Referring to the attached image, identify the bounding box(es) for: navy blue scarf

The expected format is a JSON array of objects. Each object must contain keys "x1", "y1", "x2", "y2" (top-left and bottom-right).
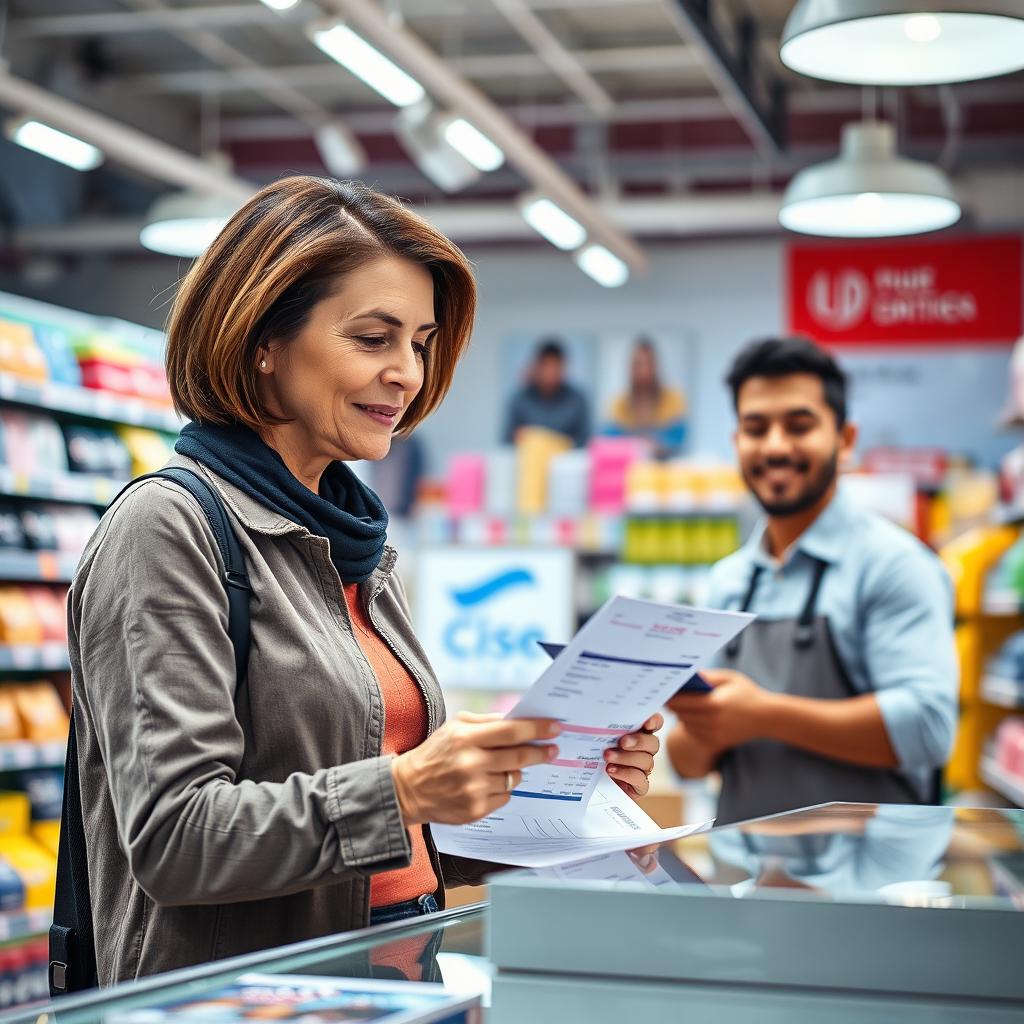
[{"x1": 175, "y1": 422, "x2": 388, "y2": 584}]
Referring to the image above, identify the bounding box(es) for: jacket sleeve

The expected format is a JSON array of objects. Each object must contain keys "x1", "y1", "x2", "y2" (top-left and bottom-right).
[{"x1": 72, "y1": 480, "x2": 412, "y2": 908}]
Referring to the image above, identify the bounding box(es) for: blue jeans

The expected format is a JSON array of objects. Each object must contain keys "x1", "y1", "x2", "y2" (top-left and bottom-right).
[{"x1": 369, "y1": 892, "x2": 439, "y2": 926}]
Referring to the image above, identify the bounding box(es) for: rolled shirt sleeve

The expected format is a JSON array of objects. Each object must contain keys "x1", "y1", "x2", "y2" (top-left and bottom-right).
[{"x1": 860, "y1": 546, "x2": 959, "y2": 772}]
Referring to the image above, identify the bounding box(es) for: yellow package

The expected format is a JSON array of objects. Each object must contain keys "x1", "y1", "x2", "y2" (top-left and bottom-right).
[
  {"x1": 13, "y1": 681, "x2": 69, "y2": 743},
  {"x1": 0, "y1": 587, "x2": 44, "y2": 646},
  {"x1": 0, "y1": 688, "x2": 22, "y2": 742},
  {"x1": 0, "y1": 792, "x2": 30, "y2": 836},
  {"x1": 0, "y1": 835, "x2": 56, "y2": 909},
  {"x1": 31, "y1": 821, "x2": 60, "y2": 858},
  {"x1": 117, "y1": 426, "x2": 176, "y2": 477}
]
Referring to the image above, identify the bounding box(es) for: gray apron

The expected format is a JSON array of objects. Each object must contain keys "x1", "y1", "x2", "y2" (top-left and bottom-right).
[{"x1": 715, "y1": 557, "x2": 921, "y2": 826}]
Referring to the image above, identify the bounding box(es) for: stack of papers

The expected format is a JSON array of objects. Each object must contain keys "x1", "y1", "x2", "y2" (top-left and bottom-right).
[{"x1": 433, "y1": 596, "x2": 752, "y2": 867}]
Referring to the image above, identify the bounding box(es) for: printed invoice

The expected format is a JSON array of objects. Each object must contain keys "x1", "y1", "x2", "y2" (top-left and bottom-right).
[{"x1": 431, "y1": 595, "x2": 753, "y2": 867}]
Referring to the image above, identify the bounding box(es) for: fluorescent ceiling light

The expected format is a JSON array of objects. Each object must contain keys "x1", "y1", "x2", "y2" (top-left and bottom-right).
[
  {"x1": 394, "y1": 103, "x2": 481, "y2": 193},
  {"x1": 574, "y1": 244, "x2": 629, "y2": 288},
  {"x1": 441, "y1": 118, "x2": 504, "y2": 172},
  {"x1": 520, "y1": 196, "x2": 587, "y2": 250},
  {"x1": 310, "y1": 23, "x2": 425, "y2": 107},
  {"x1": 8, "y1": 119, "x2": 102, "y2": 171},
  {"x1": 140, "y1": 190, "x2": 240, "y2": 257},
  {"x1": 780, "y1": 1, "x2": 1024, "y2": 85},
  {"x1": 257, "y1": 0, "x2": 301, "y2": 10},
  {"x1": 313, "y1": 121, "x2": 366, "y2": 177},
  {"x1": 779, "y1": 121, "x2": 960, "y2": 238}
]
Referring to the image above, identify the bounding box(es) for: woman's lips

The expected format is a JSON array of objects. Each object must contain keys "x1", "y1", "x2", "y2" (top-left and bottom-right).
[{"x1": 356, "y1": 403, "x2": 400, "y2": 426}]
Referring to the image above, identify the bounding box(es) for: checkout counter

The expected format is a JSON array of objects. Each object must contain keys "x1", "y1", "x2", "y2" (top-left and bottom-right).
[{"x1": 7, "y1": 803, "x2": 1024, "y2": 1024}]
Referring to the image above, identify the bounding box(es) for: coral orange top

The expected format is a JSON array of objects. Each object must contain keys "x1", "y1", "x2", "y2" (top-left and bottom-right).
[{"x1": 343, "y1": 584, "x2": 440, "y2": 908}]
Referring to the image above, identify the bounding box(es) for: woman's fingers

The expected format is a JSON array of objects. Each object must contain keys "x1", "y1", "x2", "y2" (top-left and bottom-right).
[
  {"x1": 485, "y1": 744, "x2": 560, "y2": 772},
  {"x1": 456, "y1": 713, "x2": 561, "y2": 747},
  {"x1": 608, "y1": 766, "x2": 650, "y2": 796},
  {"x1": 604, "y1": 749, "x2": 652, "y2": 772},
  {"x1": 641, "y1": 712, "x2": 665, "y2": 733},
  {"x1": 485, "y1": 769, "x2": 523, "y2": 796},
  {"x1": 619, "y1": 730, "x2": 659, "y2": 754}
]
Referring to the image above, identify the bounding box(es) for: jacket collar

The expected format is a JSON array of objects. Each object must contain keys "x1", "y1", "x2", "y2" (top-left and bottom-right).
[{"x1": 166, "y1": 453, "x2": 398, "y2": 583}]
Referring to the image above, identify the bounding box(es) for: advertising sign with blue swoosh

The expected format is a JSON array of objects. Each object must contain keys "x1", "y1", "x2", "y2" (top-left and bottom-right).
[{"x1": 414, "y1": 547, "x2": 575, "y2": 690}]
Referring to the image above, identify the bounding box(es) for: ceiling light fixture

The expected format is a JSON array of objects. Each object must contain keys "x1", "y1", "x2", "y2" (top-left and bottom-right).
[
  {"x1": 394, "y1": 103, "x2": 481, "y2": 193},
  {"x1": 519, "y1": 195, "x2": 587, "y2": 250},
  {"x1": 313, "y1": 121, "x2": 366, "y2": 178},
  {"x1": 575, "y1": 244, "x2": 630, "y2": 288},
  {"x1": 310, "y1": 22, "x2": 425, "y2": 107},
  {"x1": 780, "y1": 1, "x2": 1024, "y2": 85},
  {"x1": 139, "y1": 190, "x2": 241, "y2": 257},
  {"x1": 441, "y1": 117, "x2": 505, "y2": 173},
  {"x1": 8, "y1": 118, "x2": 103, "y2": 171},
  {"x1": 779, "y1": 121, "x2": 960, "y2": 237},
  {"x1": 257, "y1": 0, "x2": 301, "y2": 11}
]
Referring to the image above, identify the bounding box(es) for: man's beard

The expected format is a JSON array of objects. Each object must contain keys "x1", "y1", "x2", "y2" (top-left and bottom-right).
[{"x1": 743, "y1": 449, "x2": 839, "y2": 518}]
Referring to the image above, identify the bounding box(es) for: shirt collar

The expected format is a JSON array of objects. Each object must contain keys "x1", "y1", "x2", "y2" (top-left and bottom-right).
[{"x1": 745, "y1": 488, "x2": 854, "y2": 569}]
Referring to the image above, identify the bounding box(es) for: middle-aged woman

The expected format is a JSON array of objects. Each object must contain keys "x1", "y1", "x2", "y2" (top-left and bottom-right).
[{"x1": 68, "y1": 176, "x2": 663, "y2": 986}]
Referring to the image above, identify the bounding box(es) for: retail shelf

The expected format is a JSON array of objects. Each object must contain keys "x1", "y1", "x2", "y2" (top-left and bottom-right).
[
  {"x1": 0, "y1": 372, "x2": 181, "y2": 433},
  {"x1": 981, "y1": 755, "x2": 1024, "y2": 808},
  {"x1": 0, "y1": 908, "x2": 50, "y2": 945},
  {"x1": 0, "y1": 741, "x2": 66, "y2": 771},
  {"x1": 0, "y1": 644, "x2": 70, "y2": 672},
  {"x1": 0, "y1": 466, "x2": 126, "y2": 507},
  {"x1": 0, "y1": 550, "x2": 78, "y2": 583},
  {"x1": 980, "y1": 674, "x2": 1024, "y2": 710}
]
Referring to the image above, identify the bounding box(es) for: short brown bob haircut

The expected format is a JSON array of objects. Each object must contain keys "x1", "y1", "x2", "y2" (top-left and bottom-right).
[{"x1": 166, "y1": 176, "x2": 476, "y2": 435}]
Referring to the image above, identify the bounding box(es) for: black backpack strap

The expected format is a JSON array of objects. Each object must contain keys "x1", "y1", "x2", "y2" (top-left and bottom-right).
[
  {"x1": 50, "y1": 467, "x2": 251, "y2": 997},
  {"x1": 49, "y1": 704, "x2": 95, "y2": 995}
]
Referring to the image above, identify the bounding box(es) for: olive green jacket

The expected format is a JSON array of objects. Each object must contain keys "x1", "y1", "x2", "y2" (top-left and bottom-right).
[{"x1": 68, "y1": 455, "x2": 480, "y2": 985}]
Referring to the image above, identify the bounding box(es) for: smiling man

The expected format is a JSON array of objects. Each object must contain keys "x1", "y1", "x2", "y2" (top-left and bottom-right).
[{"x1": 667, "y1": 337, "x2": 957, "y2": 825}]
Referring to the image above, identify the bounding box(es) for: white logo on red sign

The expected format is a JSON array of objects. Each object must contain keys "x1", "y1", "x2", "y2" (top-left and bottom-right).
[{"x1": 807, "y1": 269, "x2": 870, "y2": 330}]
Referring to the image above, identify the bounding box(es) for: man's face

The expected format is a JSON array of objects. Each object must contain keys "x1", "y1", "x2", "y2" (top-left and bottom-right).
[
  {"x1": 535, "y1": 353, "x2": 565, "y2": 394},
  {"x1": 734, "y1": 373, "x2": 855, "y2": 517}
]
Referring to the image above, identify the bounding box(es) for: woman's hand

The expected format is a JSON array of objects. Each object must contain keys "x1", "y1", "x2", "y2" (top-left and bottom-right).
[
  {"x1": 392, "y1": 712, "x2": 561, "y2": 827},
  {"x1": 604, "y1": 713, "x2": 663, "y2": 799}
]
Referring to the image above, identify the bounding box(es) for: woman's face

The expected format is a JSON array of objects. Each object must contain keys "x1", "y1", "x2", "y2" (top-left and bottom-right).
[
  {"x1": 260, "y1": 255, "x2": 437, "y2": 465},
  {"x1": 631, "y1": 345, "x2": 657, "y2": 388}
]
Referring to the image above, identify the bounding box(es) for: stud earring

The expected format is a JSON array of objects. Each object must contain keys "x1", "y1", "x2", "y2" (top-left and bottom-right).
[{"x1": 260, "y1": 359, "x2": 267, "y2": 370}]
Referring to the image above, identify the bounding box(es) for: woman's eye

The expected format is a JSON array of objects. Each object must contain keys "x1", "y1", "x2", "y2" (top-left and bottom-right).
[
  {"x1": 355, "y1": 335, "x2": 388, "y2": 346},
  {"x1": 413, "y1": 343, "x2": 430, "y2": 359}
]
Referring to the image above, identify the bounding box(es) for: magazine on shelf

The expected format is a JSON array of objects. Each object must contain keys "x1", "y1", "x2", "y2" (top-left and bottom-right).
[{"x1": 105, "y1": 973, "x2": 481, "y2": 1024}]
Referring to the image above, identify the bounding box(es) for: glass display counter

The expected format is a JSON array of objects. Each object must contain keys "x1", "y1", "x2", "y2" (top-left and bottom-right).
[
  {"x1": 5, "y1": 803, "x2": 1023, "y2": 1024},
  {"x1": 490, "y1": 802, "x2": 1024, "y2": 1023}
]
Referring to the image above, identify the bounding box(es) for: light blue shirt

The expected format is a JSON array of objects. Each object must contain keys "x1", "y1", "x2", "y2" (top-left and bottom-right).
[{"x1": 707, "y1": 489, "x2": 958, "y2": 799}]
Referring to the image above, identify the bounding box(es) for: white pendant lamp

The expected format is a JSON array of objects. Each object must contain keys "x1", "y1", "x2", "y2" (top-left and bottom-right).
[
  {"x1": 779, "y1": 121, "x2": 960, "y2": 237},
  {"x1": 140, "y1": 190, "x2": 241, "y2": 257},
  {"x1": 781, "y1": 1, "x2": 1024, "y2": 85}
]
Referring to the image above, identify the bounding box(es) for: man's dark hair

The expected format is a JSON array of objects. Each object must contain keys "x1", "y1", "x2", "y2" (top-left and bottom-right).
[
  {"x1": 536, "y1": 338, "x2": 566, "y2": 361},
  {"x1": 725, "y1": 336, "x2": 848, "y2": 427}
]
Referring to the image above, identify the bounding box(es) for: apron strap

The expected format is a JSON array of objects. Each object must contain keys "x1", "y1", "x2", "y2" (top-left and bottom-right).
[
  {"x1": 725, "y1": 565, "x2": 764, "y2": 657},
  {"x1": 794, "y1": 557, "x2": 830, "y2": 648}
]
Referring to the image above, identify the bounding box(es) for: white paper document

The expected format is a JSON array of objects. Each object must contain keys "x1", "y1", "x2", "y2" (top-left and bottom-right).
[
  {"x1": 432, "y1": 596, "x2": 752, "y2": 867},
  {"x1": 432, "y1": 775, "x2": 712, "y2": 869}
]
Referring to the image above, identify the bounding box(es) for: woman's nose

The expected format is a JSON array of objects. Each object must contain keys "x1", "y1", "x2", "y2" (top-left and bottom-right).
[{"x1": 383, "y1": 344, "x2": 424, "y2": 391}]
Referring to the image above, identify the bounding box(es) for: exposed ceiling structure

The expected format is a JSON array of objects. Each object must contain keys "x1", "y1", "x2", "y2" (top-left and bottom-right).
[{"x1": 1, "y1": 0, "x2": 1023, "y2": 257}]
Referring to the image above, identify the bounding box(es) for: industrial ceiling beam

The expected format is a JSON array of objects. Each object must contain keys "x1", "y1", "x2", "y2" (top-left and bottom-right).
[
  {"x1": 0, "y1": 70, "x2": 254, "y2": 202},
  {"x1": 489, "y1": 0, "x2": 616, "y2": 117},
  {"x1": 111, "y1": 45, "x2": 707, "y2": 96},
  {"x1": 323, "y1": 0, "x2": 647, "y2": 272},
  {"x1": 9, "y1": 0, "x2": 659, "y2": 37},
  {"x1": 662, "y1": 0, "x2": 786, "y2": 156}
]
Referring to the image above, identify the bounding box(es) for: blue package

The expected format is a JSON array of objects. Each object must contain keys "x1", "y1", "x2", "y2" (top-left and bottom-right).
[
  {"x1": 32, "y1": 324, "x2": 82, "y2": 387},
  {"x1": 537, "y1": 641, "x2": 712, "y2": 693},
  {"x1": 0, "y1": 856, "x2": 25, "y2": 911}
]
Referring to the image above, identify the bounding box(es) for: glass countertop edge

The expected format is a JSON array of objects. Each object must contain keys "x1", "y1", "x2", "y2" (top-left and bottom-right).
[
  {"x1": 0, "y1": 903, "x2": 488, "y2": 1024},
  {"x1": 488, "y1": 872, "x2": 1022, "y2": 913}
]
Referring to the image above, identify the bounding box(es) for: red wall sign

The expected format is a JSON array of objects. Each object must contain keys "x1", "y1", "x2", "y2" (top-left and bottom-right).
[{"x1": 787, "y1": 236, "x2": 1023, "y2": 345}]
